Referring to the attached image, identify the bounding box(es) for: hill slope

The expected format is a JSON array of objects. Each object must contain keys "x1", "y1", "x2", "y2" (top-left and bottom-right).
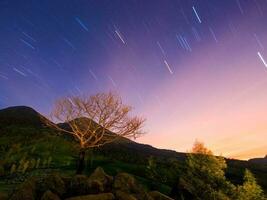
[
  {"x1": 0, "y1": 106, "x2": 266, "y2": 194},
  {"x1": 0, "y1": 106, "x2": 186, "y2": 161},
  {"x1": 0, "y1": 106, "x2": 44, "y2": 127},
  {"x1": 249, "y1": 156, "x2": 267, "y2": 165}
]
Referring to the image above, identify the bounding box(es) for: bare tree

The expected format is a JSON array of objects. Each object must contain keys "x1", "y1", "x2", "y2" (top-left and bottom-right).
[{"x1": 45, "y1": 92, "x2": 145, "y2": 174}]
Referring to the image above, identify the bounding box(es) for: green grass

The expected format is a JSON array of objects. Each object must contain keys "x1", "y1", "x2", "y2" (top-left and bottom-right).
[{"x1": 1, "y1": 124, "x2": 267, "y2": 196}]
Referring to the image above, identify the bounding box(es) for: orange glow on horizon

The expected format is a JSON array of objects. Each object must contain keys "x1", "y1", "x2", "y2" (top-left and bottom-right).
[{"x1": 134, "y1": 41, "x2": 267, "y2": 160}]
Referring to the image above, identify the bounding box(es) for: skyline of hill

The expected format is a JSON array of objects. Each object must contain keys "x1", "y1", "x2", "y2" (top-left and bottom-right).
[
  {"x1": 0, "y1": 105, "x2": 266, "y2": 162},
  {"x1": 0, "y1": 105, "x2": 267, "y2": 195}
]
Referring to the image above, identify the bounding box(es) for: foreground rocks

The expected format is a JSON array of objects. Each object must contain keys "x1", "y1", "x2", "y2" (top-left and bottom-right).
[
  {"x1": 65, "y1": 193, "x2": 115, "y2": 200},
  {"x1": 8, "y1": 167, "x2": 174, "y2": 200},
  {"x1": 149, "y1": 191, "x2": 174, "y2": 200}
]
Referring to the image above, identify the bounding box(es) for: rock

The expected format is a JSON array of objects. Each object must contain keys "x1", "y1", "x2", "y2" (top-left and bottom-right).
[
  {"x1": 38, "y1": 173, "x2": 66, "y2": 197},
  {"x1": 61, "y1": 176, "x2": 72, "y2": 188},
  {"x1": 10, "y1": 177, "x2": 38, "y2": 200},
  {"x1": 69, "y1": 175, "x2": 90, "y2": 196},
  {"x1": 88, "y1": 179, "x2": 104, "y2": 194},
  {"x1": 88, "y1": 167, "x2": 113, "y2": 192},
  {"x1": 0, "y1": 192, "x2": 8, "y2": 200},
  {"x1": 148, "y1": 191, "x2": 174, "y2": 200},
  {"x1": 113, "y1": 173, "x2": 151, "y2": 200},
  {"x1": 132, "y1": 193, "x2": 154, "y2": 200},
  {"x1": 113, "y1": 173, "x2": 136, "y2": 193},
  {"x1": 115, "y1": 190, "x2": 137, "y2": 200},
  {"x1": 41, "y1": 190, "x2": 61, "y2": 200},
  {"x1": 0, "y1": 165, "x2": 4, "y2": 176},
  {"x1": 65, "y1": 193, "x2": 115, "y2": 200}
]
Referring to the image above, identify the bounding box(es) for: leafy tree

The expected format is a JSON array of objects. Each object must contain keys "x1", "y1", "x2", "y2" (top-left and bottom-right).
[
  {"x1": 236, "y1": 169, "x2": 266, "y2": 200},
  {"x1": 181, "y1": 141, "x2": 235, "y2": 200},
  {"x1": 45, "y1": 92, "x2": 145, "y2": 174}
]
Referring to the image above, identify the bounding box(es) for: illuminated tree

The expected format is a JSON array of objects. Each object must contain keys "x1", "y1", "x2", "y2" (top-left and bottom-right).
[
  {"x1": 45, "y1": 92, "x2": 145, "y2": 174},
  {"x1": 236, "y1": 169, "x2": 266, "y2": 200},
  {"x1": 181, "y1": 141, "x2": 235, "y2": 200}
]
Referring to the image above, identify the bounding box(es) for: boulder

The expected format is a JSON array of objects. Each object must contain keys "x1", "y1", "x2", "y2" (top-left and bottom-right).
[
  {"x1": 0, "y1": 192, "x2": 8, "y2": 200},
  {"x1": 69, "y1": 175, "x2": 90, "y2": 196},
  {"x1": 113, "y1": 173, "x2": 136, "y2": 193},
  {"x1": 148, "y1": 191, "x2": 174, "y2": 200},
  {"x1": 41, "y1": 190, "x2": 61, "y2": 200},
  {"x1": 65, "y1": 193, "x2": 115, "y2": 200},
  {"x1": 113, "y1": 173, "x2": 151, "y2": 200},
  {"x1": 61, "y1": 176, "x2": 72, "y2": 188},
  {"x1": 38, "y1": 173, "x2": 66, "y2": 197},
  {"x1": 88, "y1": 167, "x2": 113, "y2": 192},
  {"x1": 0, "y1": 165, "x2": 4, "y2": 176},
  {"x1": 115, "y1": 190, "x2": 137, "y2": 200},
  {"x1": 88, "y1": 179, "x2": 104, "y2": 194},
  {"x1": 133, "y1": 193, "x2": 154, "y2": 200},
  {"x1": 10, "y1": 177, "x2": 38, "y2": 200}
]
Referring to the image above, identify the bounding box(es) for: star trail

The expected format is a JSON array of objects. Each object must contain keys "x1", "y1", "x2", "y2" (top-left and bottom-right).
[{"x1": 1, "y1": 0, "x2": 267, "y2": 159}]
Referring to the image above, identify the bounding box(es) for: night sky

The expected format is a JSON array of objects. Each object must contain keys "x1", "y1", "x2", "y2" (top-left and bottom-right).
[{"x1": 1, "y1": 0, "x2": 267, "y2": 159}]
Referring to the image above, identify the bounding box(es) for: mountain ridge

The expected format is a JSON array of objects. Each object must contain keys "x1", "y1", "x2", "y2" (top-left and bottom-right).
[
  {"x1": 0, "y1": 105, "x2": 266, "y2": 162},
  {"x1": 0, "y1": 105, "x2": 187, "y2": 160},
  {"x1": 0, "y1": 105, "x2": 267, "y2": 194}
]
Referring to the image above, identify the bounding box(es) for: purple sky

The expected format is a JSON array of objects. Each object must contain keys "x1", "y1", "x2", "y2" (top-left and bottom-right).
[{"x1": 0, "y1": 0, "x2": 267, "y2": 159}]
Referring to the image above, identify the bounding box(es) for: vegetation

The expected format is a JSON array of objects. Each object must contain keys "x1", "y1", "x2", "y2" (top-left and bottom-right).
[
  {"x1": 236, "y1": 169, "x2": 266, "y2": 200},
  {"x1": 45, "y1": 92, "x2": 145, "y2": 174},
  {"x1": 170, "y1": 141, "x2": 266, "y2": 200},
  {"x1": 0, "y1": 102, "x2": 266, "y2": 199},
  {"x1": 180, "y1": 141, "x2": 235, "y2": 199}
]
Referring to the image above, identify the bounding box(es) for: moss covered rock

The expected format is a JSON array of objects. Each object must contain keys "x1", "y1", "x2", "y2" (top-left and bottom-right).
[
  {"x1": 10, "y1": 177, "x2": 38, "y2": 200},
  {"x1": 113, "y1": 173, "x2": 136, "y2": 193},
  {"x1": 113, "y1": 173, "x2": 151, "y2": 200},
  {"x1": 88, "y1": 179, "x2": 104, "y2": 194},
  {"x1": 69, "y1": 175, "x2": 90, "y2": 196},
  {"x1": 148, "y1": 191, "x2": 174, "y2": 200},
  {"x1": 0, "y1": 165, "x2": 5, "y2": 176},
  {"x1": 65, "y1": 193, "x2": 115, "y2": 200},
  {"x1": 38, "y1": 173, "x2": 66, "y2": 197},
  {"x1": 0, "y1": 192, "x2": 8, "y2": 200},
  {"x1": 88, "y1": 167, "x2": 113, "y2": 192},
  {"x1": 41, "y1": 190, "x2": 61, "y2": 200},
  {"x1": 115, "y1": 190, "x2": 137, "y2": 200}
]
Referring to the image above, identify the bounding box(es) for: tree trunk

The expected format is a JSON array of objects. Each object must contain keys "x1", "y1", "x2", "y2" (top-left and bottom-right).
[{"x1": 76, "y1": 149, "x2": 85, "y2": 174}]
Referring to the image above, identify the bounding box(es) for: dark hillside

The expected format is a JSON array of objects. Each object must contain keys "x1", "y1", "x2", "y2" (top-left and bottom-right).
[
  {"x1": 0, "y1": 106, "x2": 266, "y2": 195},
  {"x1": 0, "y1": 106, "x2": 45, "y2": 128},
  {"x1": 249, "y1": 155, "x2": 267, "y2": 165}
]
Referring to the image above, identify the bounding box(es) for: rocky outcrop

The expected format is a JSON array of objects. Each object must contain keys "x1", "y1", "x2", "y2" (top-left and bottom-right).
[
  {"x1": 115, "y1": 190, "x2": 137, "y2": 200},
  {"x1": 37, "y1": 173, "x2": 66, "y2": 197},
  {"x1": 40, "y1": 190, "x2": 61, "y2": 200},
  {"x1": 113, "y1": 173, "x2": 137, "y2": 193},
  {"x1": 88, "y1": 167, "x2": 113, "y2": 193},
  {"x1": 149, "y1": 191, "x2": 174, "y2": 200},
  {"x1": 65, "y1": 193, "x2": 115, "y2": 200},
  {"x1": 10, "y1": 177, "x2": 38, "y2": 200},
  {"x1": 68, "y1": 175, "x2": 90, "y2": 196},
  {"x1": 0, "y1": 192, "x2": 8, "y2": 200},
  {"x1": 113, "y1": 172, "x2": 154, "y2": 200},
  {"x1": 9, "y1": 167, "x2": 174, "y2": 200}
]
